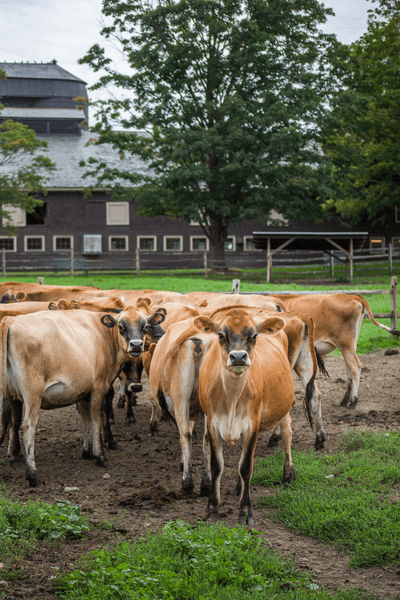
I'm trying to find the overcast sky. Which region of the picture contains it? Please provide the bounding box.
[1,0,371,107]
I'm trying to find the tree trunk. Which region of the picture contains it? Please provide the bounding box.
[208,220,228,271]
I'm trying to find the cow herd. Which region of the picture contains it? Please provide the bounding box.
[0,281,398,525]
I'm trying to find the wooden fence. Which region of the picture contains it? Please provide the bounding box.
[2,245,400,281]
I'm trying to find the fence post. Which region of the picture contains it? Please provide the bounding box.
[390,276,397,330]
[266,238,272,283]
[232,279,240,294]
[330,254,334,278]
[38,277,44,285]
[204,250,208,279]
[136,248,140,278]
[389,244,393,274]
[2,248,5,278]
[70,247,74,277]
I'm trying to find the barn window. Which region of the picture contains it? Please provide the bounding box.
[137,236,157,251]
[27,204,47,225]
[24,236,45,251]
[395,208,400,224]
[224,236,236,251]
[243,236,261,251]
[0,237,16,251]
[190,236,209,251]
[109,236,128,251]
[2,205,26,228]
[370,237,385,252]
[54,236,73,251]
[164,236,183,251]
[106,202,130,226]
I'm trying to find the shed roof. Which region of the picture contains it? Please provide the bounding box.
[0,61,86,84]
[1,107,85,120]
[252,231,369,252]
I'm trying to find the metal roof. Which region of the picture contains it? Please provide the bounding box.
[0,107,85,120]
[0,61,86,84]
[252,231,369,252]
[0,130,151,188]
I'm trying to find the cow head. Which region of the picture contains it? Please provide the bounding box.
[0,291,27,304]
[194,309,285,377]
[100,305,166,357]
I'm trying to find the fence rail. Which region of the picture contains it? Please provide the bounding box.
[2,244,400,281]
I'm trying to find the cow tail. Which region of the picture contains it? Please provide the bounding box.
[156,325,204,397]
[157,391,177,427]
[356,294,400,337]
[316,349,329,378]
[304,379,314,430]
[0,398,11,447]
[0,316,11,405]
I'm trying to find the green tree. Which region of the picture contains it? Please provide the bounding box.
[322,0,400,225]
[0,99,56,234]
[80,0,346,266]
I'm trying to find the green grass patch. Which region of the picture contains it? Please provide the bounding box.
[55,520,369,600]
[0,485,89,578]
[253,430,400,568]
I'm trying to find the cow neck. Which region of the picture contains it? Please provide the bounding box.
[218,345,249,405]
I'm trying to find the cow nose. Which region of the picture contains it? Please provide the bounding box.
[229,351,248,366]
[128,339,144,354]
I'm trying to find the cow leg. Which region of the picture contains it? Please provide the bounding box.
[149,397,159,436]
[237,428,258,526]
[280,413,295,484]
[125,390,138,428]
[77,397,93,459]
[339,347,362,410]
[200,417,212,496]
[294,364,325,450]
[90,392,108,467]
[116,378,126,408]
[8,399,24,465]
[102,388,121,451]
[267,425,282,448]
[20,397,42,487]
[206,425,224,521]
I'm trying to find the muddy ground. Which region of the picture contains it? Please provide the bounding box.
[1,350,400,599]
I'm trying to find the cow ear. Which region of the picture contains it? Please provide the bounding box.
[101,314,117,328]
[149,342,157,357]
[137,298,152,312]
[48,301,58,310]
[257,317,285,335]
[15,292,27,302]
[57,299,74,310]
[193,316,217,334]
[148,309,166,325]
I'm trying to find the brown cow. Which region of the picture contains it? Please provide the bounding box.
[268,293,400,410]
[0,282,100,304]
[149,308,304,506]
[196,309,294,524]
[0,305,166,487]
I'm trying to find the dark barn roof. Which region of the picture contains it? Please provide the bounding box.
[0,61,86,83]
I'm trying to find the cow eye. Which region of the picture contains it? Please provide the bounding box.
[218,332,227,341]
[118,324,125,333]
[249,333,258,342]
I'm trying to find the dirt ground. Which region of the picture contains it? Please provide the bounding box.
[1,350,400,600]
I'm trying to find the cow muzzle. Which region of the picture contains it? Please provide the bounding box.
[128,339,144,356]
[227,351,250,373]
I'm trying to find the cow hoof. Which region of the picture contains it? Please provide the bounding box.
[239,513,254,526]
[267,433,281,448]
[127,420,138,428]
[314,434,326,451]
[282,468,295,485]
[82,450,92,460]
[347,400,358,411]
[182,479,194,494]
[200,477,211,497]
[210,511,219,522]
[26,474,42,488]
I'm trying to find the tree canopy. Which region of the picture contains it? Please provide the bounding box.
[322,0,400,225]
[0,112,56,234]
[80,0,347,263]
